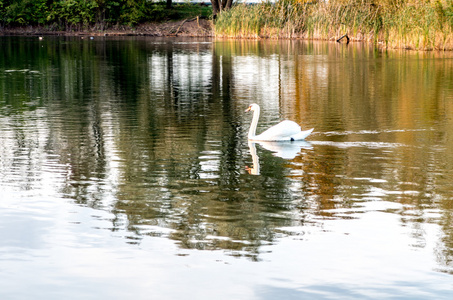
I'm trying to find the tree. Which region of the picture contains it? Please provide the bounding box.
[211,0,234,19]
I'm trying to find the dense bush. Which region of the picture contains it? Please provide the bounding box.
[0,0,182,27]
[0,0,50,24]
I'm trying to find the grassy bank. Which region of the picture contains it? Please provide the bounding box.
[215,0,453,50]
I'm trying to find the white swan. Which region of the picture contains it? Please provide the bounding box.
[245,103,314,141]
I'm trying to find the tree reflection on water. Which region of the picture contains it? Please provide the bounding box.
[1,37,453,267]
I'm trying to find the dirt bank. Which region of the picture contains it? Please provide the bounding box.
[0,18,214,37]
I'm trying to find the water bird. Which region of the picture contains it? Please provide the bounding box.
[245,103,314,141]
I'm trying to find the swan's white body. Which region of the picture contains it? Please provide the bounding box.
[245,103,314,141]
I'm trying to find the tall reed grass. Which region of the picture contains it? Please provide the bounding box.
[214,0,453,50]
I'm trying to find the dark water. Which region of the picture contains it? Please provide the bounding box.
[1,36,453,299]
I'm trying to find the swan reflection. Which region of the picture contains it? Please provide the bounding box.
[246,140,312,175]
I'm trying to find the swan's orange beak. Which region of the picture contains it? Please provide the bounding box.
[245,105,252,112]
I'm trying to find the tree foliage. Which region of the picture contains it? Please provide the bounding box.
[0,0,178,27]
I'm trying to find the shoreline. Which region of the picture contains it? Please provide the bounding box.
[2,19,451,52]
[0,19,214,38]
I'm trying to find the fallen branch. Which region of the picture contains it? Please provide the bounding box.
[337,34,350,44]
[171,17,201,36]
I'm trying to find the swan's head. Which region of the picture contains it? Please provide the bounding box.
[245,103,259,113]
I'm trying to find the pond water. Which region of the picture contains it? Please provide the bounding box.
[1,36,453,299]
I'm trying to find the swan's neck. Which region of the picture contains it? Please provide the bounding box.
[248,107,260,139]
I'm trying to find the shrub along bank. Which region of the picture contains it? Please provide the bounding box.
[0,0,211,29]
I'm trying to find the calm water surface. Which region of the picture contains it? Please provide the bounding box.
[1,36,453,299]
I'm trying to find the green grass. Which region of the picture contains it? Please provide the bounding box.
[169,3,212,21]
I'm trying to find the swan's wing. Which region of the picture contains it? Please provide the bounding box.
[289,128,314,141]
[256,120,301,141]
